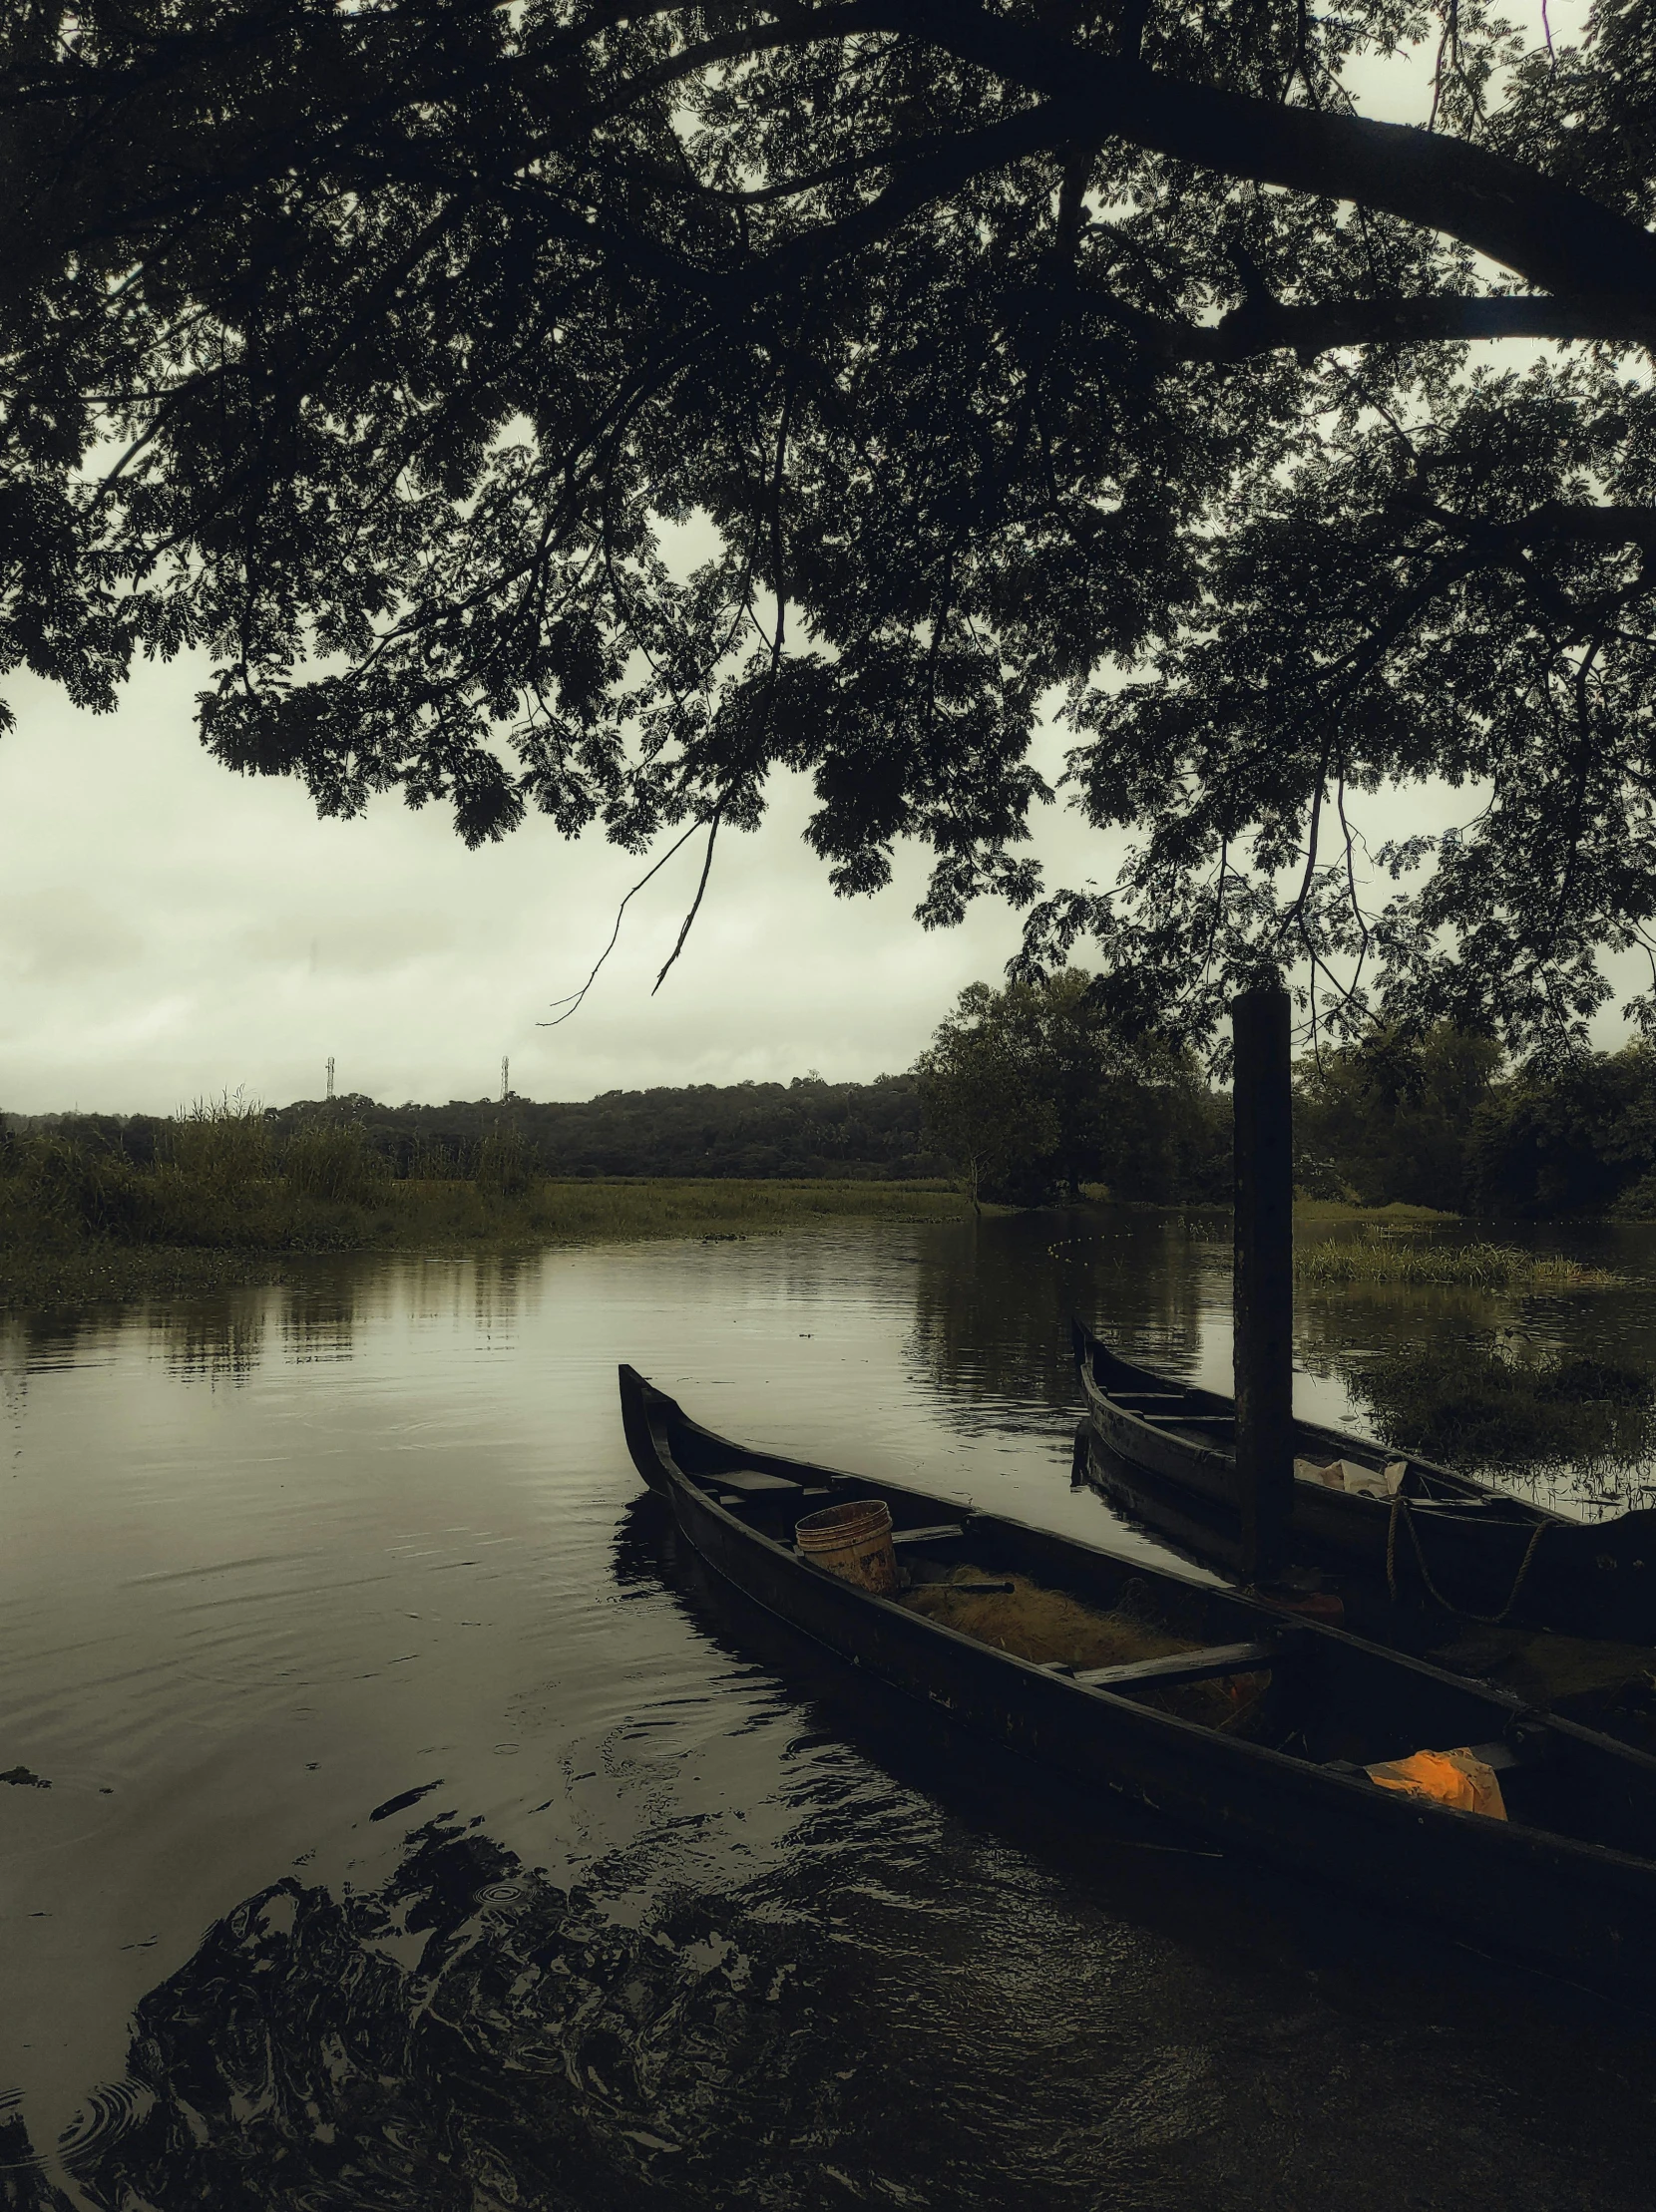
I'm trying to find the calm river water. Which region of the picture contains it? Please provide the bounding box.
[4,1207,1656,2211]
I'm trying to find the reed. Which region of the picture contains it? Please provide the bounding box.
[1295,1233,1619,1290]
[0,1138,973,1308]
[282,1120,386,1205]
[165,1091,272,1192]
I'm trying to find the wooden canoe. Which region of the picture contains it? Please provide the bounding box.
[1072,1317,1656,1644]
[621,1361,1656,2001]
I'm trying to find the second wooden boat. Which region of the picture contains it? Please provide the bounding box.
[1072,1317,1656,1644]
[621,1362,1656,2002]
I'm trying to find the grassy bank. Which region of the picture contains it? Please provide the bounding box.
[1291,1199,1459,1226]
[1296,1232,1619,1291]
[0,1176,970,1309]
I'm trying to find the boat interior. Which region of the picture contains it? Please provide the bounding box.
[653,1416,1656,1859]
[1078,1334,1536,1515]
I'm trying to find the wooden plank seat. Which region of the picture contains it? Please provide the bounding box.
[1042,1640,1276,1690]
[709,1468,807,1494]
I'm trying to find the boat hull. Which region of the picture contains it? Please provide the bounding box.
[620,1364,1656,2002]
[1072,1320,1656,1642]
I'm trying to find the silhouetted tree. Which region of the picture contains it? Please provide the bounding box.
[1473,1041,1656,1216]
[917,987,1060,1206]
[1294,1027,1503,1211]
[919,969,1227,1202]
[1292,1028,1656,1216]
[3,4,1654,1044]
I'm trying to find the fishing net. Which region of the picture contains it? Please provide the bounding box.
[899,1565,1268,1729]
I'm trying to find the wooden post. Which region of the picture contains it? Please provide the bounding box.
[1232,985,1294,1584]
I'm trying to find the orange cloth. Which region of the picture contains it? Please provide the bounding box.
[1364,1747,1507,1820]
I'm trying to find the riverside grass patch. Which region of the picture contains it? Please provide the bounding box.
[1295,1231,1620,1292]
[0,1150,974,1310]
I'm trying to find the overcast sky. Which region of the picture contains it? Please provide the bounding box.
[2,652,1123,1114]
[2,6,1614,1118]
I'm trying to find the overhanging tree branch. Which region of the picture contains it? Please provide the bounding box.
[896,1,1656,311]
[4,2,1655,1054]
[15,4,1656,331]
[1057,284,1656,363]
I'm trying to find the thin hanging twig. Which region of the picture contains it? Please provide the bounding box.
[538,816,707,1027]
[651,809,722,994]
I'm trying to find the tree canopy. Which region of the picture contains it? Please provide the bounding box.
[917,967,1227,1202]
[3,2,1654,1047]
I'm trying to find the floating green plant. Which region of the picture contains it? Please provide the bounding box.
[1349,1342,1656,1471]
[1296,1234,1619,1291]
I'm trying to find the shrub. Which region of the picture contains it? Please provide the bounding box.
[407,1140,471,1181]
[1611,1171,1656,1221]
[475,1127,532,1199]
[282,1120,385,1204]
[5,1135,153,1239]
[166,1093,272,1195]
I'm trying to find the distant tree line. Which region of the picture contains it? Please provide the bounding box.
[1295,1028,1656,1219]
[914,973,1656,1217]
[9,998,1656,1219]
[4,1075,941,1188]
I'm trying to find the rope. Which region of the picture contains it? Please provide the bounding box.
[1386,1490,1550,1627]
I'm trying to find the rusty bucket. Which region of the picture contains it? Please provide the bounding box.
[795,1498,898,1595]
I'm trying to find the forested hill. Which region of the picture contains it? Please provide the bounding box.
[11,1075,938,1184]
[12,1030,1656,1217]
[365,1075,937,1180]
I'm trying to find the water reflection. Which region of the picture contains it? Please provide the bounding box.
[1294,1284,1656,1514]
[157,1303,266,1385]
[7,1208,1655,1505]
[278,1285,361,1368]
[15,1824,839,2211]
[6,1214,1656,2211]
[913,1208,1656,1513]
[0,1253,546,1394]
[6,1492,1656,2212]
[908,1210,1223,1427]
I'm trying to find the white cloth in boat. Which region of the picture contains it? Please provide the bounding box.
[1294,1455,1409,1500]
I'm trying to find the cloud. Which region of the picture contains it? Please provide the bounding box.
[0,565,1640,1116]
[0,893,145,980]
[236,911,457,976]
[0,654,1075,1113]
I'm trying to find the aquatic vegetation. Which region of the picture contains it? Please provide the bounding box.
[1296,1233,1619,1291]
[473,1125,533,1199]
[1348,1343,1656,1472]
[1291,1200,1458,1226]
